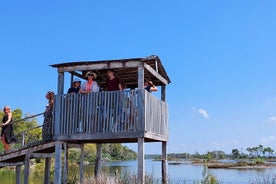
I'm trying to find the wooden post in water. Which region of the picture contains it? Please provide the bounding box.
[162,141,167,184]
[161,85,167,184]
[138,138,145,184]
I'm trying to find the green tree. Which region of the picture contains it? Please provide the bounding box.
[263,147,274,157]
[231,149,240,159]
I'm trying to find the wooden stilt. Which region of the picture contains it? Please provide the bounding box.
[162,141,167,184]
[16,165,21,184]
[63,142,68,184]
[24,152,30,184]
[138,138,145,184]
[44,157,51,184]
[80,143,84,184]
[54,141,62,184]
[94,143,102,178]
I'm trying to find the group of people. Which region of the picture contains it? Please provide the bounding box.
[0,69,157,151]
[67,69,157,94]
[67,69,123,94]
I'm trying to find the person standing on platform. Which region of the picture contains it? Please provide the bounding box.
[1,106,17,150]
[80,71,99,93]
[67,78,81,94]
[105,69,122,91]
[42,91,55,141]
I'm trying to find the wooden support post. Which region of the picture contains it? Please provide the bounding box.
[162,141,168,184]
[161,85,166,102]
[44,157,51,184]
[80,143,85,184]
[138,138,145,184]
[54,141,63,184]
[138,63,144,89]
[94,143,102,178]
[16,165,21,184]
[63,143,68,184]
[24,152,30,184]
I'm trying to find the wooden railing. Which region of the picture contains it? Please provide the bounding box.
[53,89,168,138]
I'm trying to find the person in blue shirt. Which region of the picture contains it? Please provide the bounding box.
[67,78,81,94]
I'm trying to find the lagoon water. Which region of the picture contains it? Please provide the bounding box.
[102,160,276,184]
[2,160,276,183]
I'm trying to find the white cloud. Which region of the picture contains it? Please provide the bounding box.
[198,108,210,119]
[268,116,276,123]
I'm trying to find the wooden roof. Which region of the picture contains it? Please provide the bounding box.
[50,55,171,89]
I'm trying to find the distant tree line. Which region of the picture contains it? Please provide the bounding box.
[146,145,275,161]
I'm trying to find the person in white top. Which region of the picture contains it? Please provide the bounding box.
[80,71,99,93]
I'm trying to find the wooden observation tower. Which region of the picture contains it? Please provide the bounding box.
[0,55,171,184]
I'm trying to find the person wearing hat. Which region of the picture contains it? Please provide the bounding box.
[67,78,82,94]
[80,71,99,93]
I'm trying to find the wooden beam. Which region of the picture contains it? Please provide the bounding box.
[30,153,53,158]
[57,61,142,72]
[144,63,168,85]
[0,162,23,167]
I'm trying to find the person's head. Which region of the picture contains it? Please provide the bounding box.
[73,78,81,87]
[46,91,55,101]
[107,69,115,79]
[3,106,11,114]
[86,71,97,81]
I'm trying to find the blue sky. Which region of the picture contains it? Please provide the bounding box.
[1,1,276,154]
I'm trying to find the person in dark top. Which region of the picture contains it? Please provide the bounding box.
[1,106,17,150]
[42,91,55,141]
[67,78,81,94]
[144,79,158,92]
[105,69,122,91]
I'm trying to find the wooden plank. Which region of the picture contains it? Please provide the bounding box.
[138,138,145,184]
